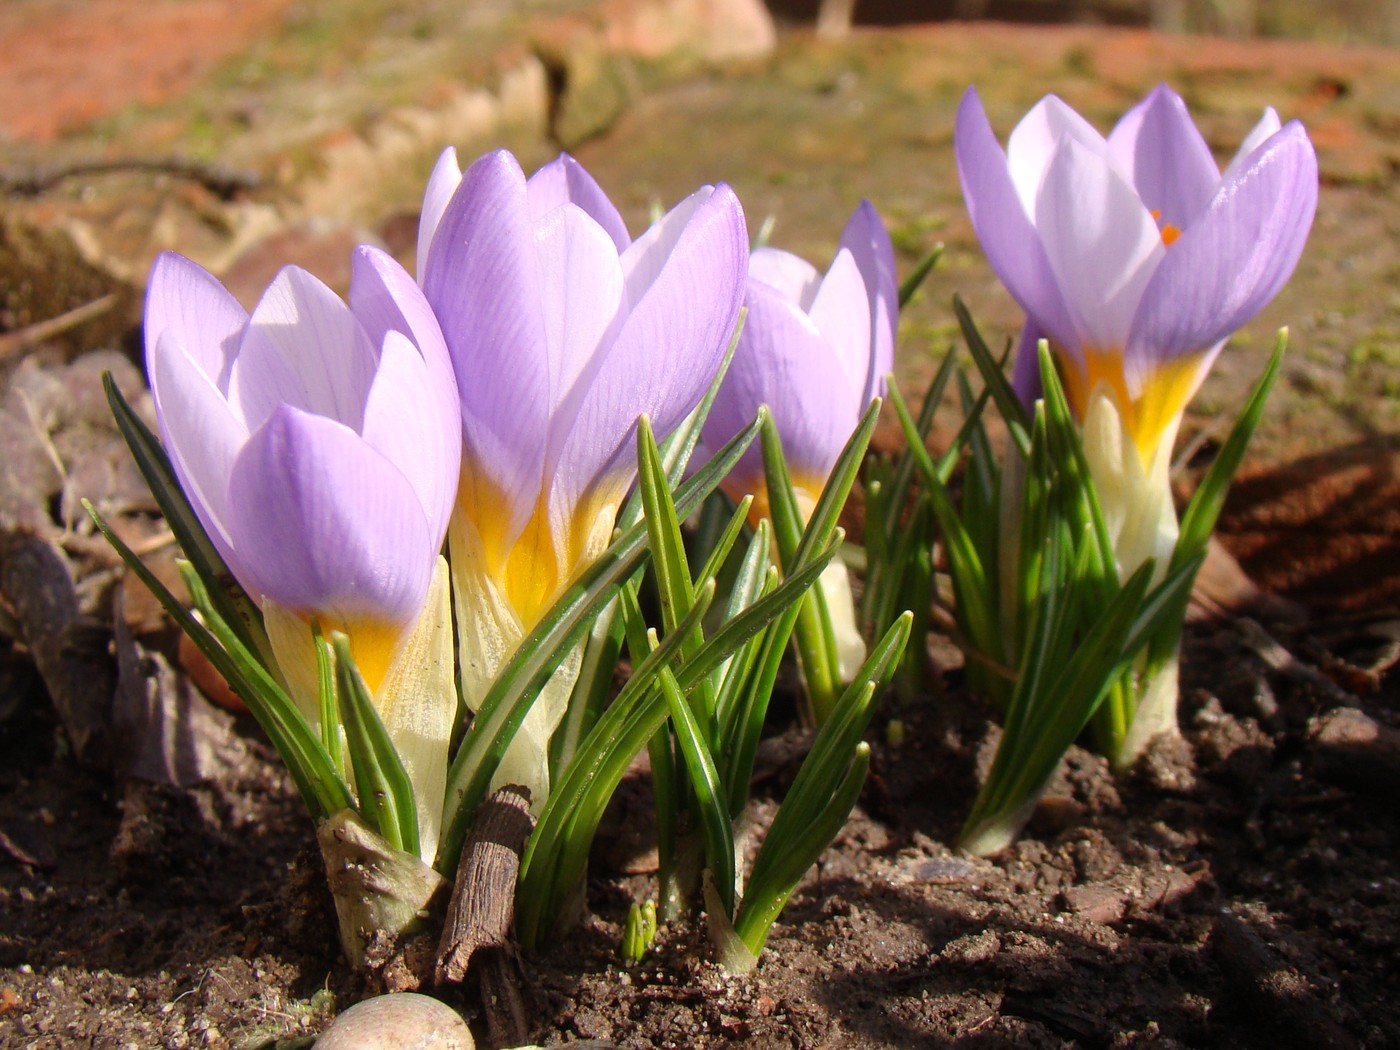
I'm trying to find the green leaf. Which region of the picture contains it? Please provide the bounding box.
[332,634,420,857]
[898,243,944,308]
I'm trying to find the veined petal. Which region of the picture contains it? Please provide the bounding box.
[360,330,460,545]
[707,279,860,489]
[807,247,874,397]
[748,246,821,309]
[423,148,552,550]
[1005,93,1107,217]
[527,153,630,253]
[148,329,250,579]
[1108,83,1219,231]
[417,146,462,282]
[954,88,1077,353]
[225,405,433,629]
[144,251,247,394]
[835,199,898,402]
[1035,135,1165,357]
[229,265,379,433]
[1127,121,1317,388]
[347,246,461,539]
[556,183,747,515]
[1009,320,1048,408]
[534,203,626,429]
[1222,106,1282,184]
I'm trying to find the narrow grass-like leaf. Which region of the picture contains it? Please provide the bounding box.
[898,244,943,308]
[333,635,419,857]
[657,657,735,914]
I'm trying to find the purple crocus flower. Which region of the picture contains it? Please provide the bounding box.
[703,201,897,517]
[700,203,898,683]
[956,83,1316,572]
[418,147,748,800]
[144,247,461,857]
[956,84,1317,761]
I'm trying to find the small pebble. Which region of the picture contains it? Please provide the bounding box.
[314,993,474,1050]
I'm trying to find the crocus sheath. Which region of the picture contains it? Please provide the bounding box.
[419,147,748,804]
[956,83,1317,578]
[144,246,462,859]
[702,201,898,679]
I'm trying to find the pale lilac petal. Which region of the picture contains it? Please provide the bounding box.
[1035,136,1165,354]
[527,153,630,253]
[144,251,247,393]
[1005,93,1107,216]
[807,247,872,396]
[534,203,625,447]
[423,149,551,543]
[621,185,715,307]
[834,199,898,401]
[226,405,432,627]
[1107,84,1219,230]
[360,331,460,546]
[555,183,747,513]
[417,147,462,282]
[347,243,461,526]
[1127,121,1317,385]
[1222,106,1282,184]
[706,279,859,487]
[228,266,379,432]
[148,329,250,580]
[954,88,1078,354]
[748,246,821,309]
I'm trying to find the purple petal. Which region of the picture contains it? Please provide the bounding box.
[417,147,462,281]
[144,251,247,394]
[554,183,748,515]
[834,199,898,402]
[705,279,860,490]
[1107,84,1220,231]
[534,203,626,445]
[527,153,630,253]
[360,331,460,547]
[1127,121,1317,387]
[807,246,873,397]
[1005,93,1107,216]
[148,329,250,582]
[423,149,552,546]
[748,247,821,308]
[1035,135,1164,356]
[1222,107,1282,184]
[225,405,433,628]
[228,265,379,433]
[954,87,1077,354]
[347,244,461,537]
[1010,320,1048,409]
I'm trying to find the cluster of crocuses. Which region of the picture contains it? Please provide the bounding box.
[107,80,1316,967]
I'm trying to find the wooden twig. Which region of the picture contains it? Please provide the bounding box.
[0,294,119,361]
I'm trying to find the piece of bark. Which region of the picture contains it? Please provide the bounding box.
[0,529,115,764]
[1310,707,1400,797]
[435,785,534,986]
